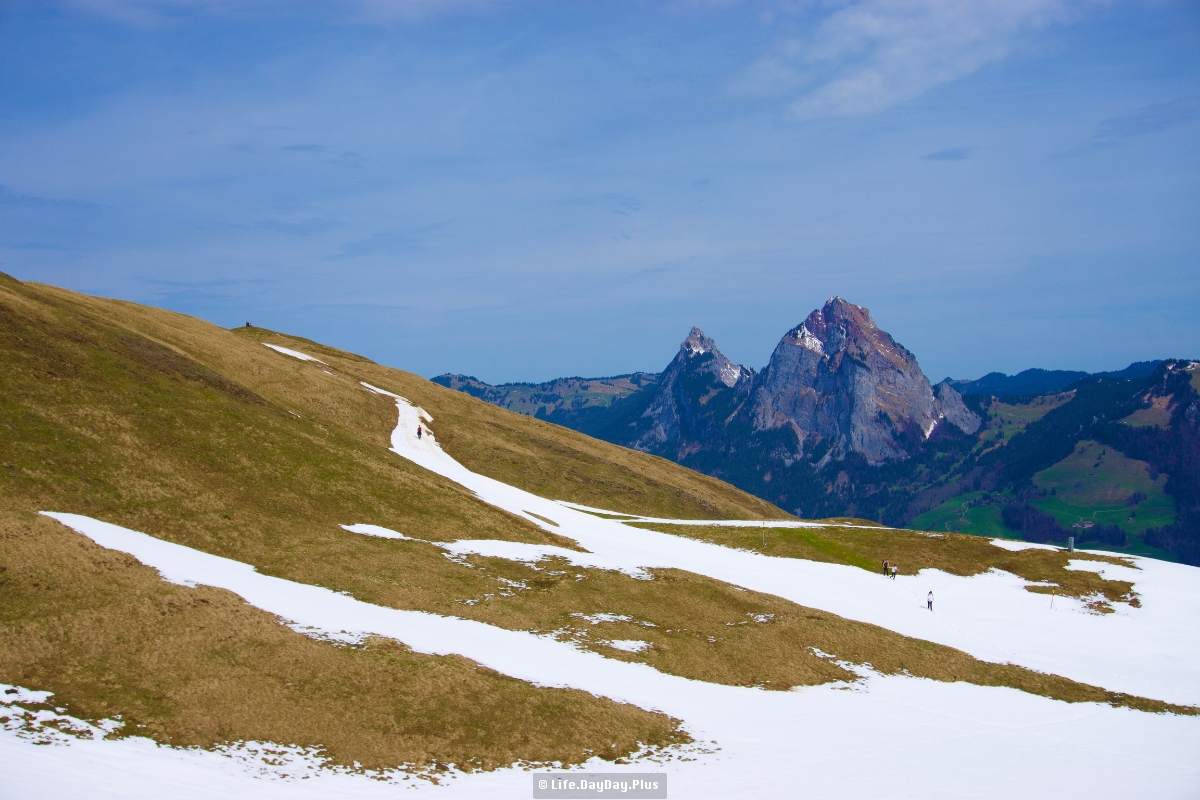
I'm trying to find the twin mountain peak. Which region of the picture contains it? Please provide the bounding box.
[437,297,980,468]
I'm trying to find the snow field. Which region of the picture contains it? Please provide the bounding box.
[26,512,1200,799]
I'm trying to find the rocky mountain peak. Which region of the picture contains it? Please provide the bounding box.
[629,326,752,455]
[682,326,713,356]
[749,298,977,464]
[806,296,871,335]
[785,297,914,374]
[678,326,746,389]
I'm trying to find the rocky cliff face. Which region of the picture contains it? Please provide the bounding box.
[746,298,977,464]
[935,380,982,437]
[633,326,752,455]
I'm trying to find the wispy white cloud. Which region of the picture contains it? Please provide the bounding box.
[735,0,1108,119]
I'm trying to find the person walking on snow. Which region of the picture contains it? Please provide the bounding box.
[890,564,898,580]
[883,559,890,576]
[417,425,423,440]
[927,591,934,611]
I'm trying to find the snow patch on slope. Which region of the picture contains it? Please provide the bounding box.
[341,522,649,578]
[990,538,1062,552]
[261,343,326,364]
[793,323,825,355]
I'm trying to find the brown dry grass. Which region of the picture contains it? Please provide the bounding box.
[629,522,1138,609]
[0,275,698,768]
[0,511,687,771]
[20,273,782,521]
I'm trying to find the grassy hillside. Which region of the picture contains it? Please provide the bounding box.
[911,493,1011,537]
[914,435,1179,558]
[1031,440,1175,532]
[1119,396,1173,428]
[2,275,1191,776]
[974,393,1074,453]
[0,273,693,769]
[2,513,682,772]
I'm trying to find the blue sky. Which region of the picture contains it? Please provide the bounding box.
[2,1,1197,383]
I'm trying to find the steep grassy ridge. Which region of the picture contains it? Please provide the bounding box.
[974,393,1074,453]
[22,280,783,522]
[229,330,786,521]
[1120,396,1173,428]
[0,275,690,767]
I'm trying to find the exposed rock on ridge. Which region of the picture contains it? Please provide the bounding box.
[935,380,982,437]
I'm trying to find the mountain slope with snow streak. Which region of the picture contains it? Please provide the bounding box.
[363,380,1200,708]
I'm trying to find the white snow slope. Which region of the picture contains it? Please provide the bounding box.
[5,372,1199,799]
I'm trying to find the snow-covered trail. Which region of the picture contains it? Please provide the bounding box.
[365,383,1200,707]
[24,512,1200,800]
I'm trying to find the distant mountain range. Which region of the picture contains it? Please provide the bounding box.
[946,362,1162,398]
[435,299,1200,564]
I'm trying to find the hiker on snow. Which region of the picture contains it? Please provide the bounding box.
[883,559,890,576]
[927,591,934,611]
[417,425,423,440]
[890,564,898,580]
